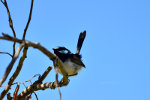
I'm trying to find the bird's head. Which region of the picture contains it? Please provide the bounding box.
[53,47,71,54]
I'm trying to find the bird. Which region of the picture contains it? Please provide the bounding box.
[53,31,86,76]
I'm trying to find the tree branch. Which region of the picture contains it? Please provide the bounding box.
[22,0,34,40]
[17,78,69,99]
[0,52,13,57]
[13,83,20,100]
[0,43,24,87]
[0,33,55,60]
[56,73,61,100]
[0,44,27,99]
[33,66,52,84]
[0,33,67,75]
[0,34,69,98]
[1,0,17,56]
[17,66,53,99]
[0,33,70,77]
[0,33,69,78]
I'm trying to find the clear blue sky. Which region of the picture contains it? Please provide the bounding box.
[0,0,150,100]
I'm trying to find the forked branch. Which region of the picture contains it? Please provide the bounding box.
[0,43,27,99]
[0,43,25,87]
[0,34,69,99]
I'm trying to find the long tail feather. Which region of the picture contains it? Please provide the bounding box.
[76,30,86,54]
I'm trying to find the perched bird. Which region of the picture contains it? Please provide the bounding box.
[53,31,86,76]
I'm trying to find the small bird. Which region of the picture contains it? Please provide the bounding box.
[53,31,86,76]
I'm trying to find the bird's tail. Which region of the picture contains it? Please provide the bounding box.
[76,30,86,54]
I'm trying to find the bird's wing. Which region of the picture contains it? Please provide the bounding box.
[71,55,85,67]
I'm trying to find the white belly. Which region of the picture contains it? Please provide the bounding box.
[55,59,83,76]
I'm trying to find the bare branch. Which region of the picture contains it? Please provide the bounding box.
[0,52,13,57]
[22,0,34,40]
[0,0,4,5]
[0,33,70,77]
[18,78,69,99]
[13,84,20,100]
[34,66,52,84]
[1,0,17,56]
[56,73,61,100]
[17,66,52,99]
[3,0,16,37]
[28,81,39,100]
[0,43,24,87]
[1,33,23,43]
[0,33,55,60]
[0,44,27,99]
[0,34,69,98]
[0,33,69,78]
[33,92,38,100]
[53,60,62,100]
[7,93,12,100]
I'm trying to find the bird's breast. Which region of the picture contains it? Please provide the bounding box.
[56,59,83,76]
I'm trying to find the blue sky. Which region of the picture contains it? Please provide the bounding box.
[0,0,150,100]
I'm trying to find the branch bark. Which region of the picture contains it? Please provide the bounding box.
[0,52,13,57]
[33,66,52,84]
[0,43,24,87]
[0,44,27,99]
[22,0,34,40]
[17,66,53,99]
[17,78,69,99]
[1,0,17,56]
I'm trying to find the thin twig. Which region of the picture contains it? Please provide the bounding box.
[56,73,61,100]
[22,0,34,40]
[33,91,38,100]
[29,80,38,100]
[0,43,25,87]
[7,93,11,100]
[53,60,62,100]
[0,44,27,99]
[0,0,4,5]
[2,0,16,56]
[3,0,16,37]
[13,66,52,85]
[0,52,13,57]
[13,83,20,100]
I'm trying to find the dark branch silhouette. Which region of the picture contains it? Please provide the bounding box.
[0,52,13,57]
[1,0,16,56]
[22,0,34,40]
